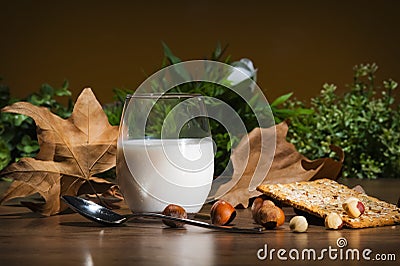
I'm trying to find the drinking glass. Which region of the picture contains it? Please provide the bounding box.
[117,93,214,213]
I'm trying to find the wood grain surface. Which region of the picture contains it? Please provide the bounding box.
[0,179,399,265]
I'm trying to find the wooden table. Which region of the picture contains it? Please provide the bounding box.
[0,178,399,266]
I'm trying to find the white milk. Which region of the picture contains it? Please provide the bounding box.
[117,138,214,213]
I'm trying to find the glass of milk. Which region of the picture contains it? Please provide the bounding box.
[117,93,214,213]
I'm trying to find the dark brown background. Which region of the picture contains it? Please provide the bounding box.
[1,0,399,104]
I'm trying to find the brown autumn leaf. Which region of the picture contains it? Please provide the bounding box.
[0,88,119,215]
[82,185,124,209]
[216,121,344,208]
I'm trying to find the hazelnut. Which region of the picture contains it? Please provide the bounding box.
[289,216,308,233]
[342,197,365,218]
[251,198,275,221]
[262,200,276,208]
[324,212,344,230]
[251,197,265,220]
[210,200,236,226]
[162,204,187,228]
[255,205,285,229]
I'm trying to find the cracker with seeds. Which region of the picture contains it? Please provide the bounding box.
[257,178,400,228]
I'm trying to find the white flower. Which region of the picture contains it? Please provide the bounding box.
[228,58,257,86]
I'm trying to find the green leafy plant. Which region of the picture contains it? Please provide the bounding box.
[286,63,400,179]
[0,80,73,171]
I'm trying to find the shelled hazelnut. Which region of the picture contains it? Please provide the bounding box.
[210,200,237,226]
[289,216,308,233]
[162,204,187,228]
[324,212,344,230]
[342,197,365,218]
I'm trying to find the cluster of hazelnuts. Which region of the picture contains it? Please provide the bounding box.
[251,197,309,232]
[160,197,306,232]
[325,197,365,229]
[161,196,366,232]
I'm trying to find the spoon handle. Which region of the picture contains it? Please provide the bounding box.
[128,213,263,234]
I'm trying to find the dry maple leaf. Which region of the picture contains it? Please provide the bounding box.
[214,121,344,208]
[0,88,119,215]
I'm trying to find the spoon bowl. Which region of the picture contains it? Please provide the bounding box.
[61,195,262,234]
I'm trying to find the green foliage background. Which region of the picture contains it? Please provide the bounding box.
[285,64,400,179]
[1,47,399,179]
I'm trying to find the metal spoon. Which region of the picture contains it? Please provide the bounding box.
[61,195,262,234]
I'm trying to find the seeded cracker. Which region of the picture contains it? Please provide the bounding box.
[257,179,400,228]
